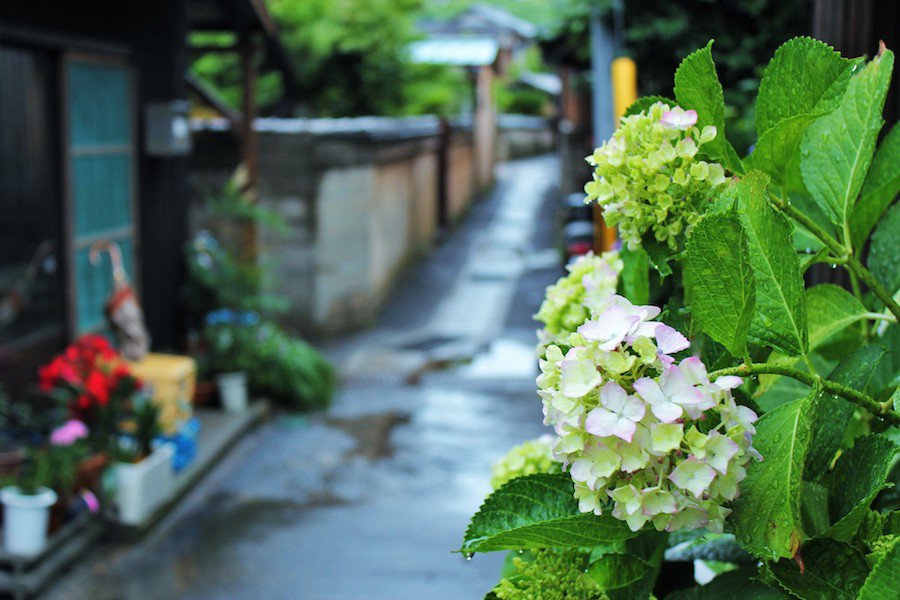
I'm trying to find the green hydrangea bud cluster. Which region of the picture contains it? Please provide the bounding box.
[537,294,759,534]
[535,251,622,347]
[584,103,728,251]
[490,435,560,490]
[493,549,604,600]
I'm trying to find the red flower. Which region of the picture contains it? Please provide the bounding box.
[85,371,110,406]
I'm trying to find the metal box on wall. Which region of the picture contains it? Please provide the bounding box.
[144,100,191,156]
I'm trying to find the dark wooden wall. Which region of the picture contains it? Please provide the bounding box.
[0,0,191,352]
[814,0,900,126]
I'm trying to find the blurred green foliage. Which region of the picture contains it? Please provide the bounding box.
[191,0,470,117]
[421,0,563,25]
[551,0,813,153]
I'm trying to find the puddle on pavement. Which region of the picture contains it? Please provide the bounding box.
[325,411,410,459]
[457,338,537,379]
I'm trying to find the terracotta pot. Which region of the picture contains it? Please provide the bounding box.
[193,380,216,407]
[75,453,109,491]
[0,447,25,479]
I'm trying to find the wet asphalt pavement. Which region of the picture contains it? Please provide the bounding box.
[44,154,564,600]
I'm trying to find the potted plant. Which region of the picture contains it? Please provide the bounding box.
[38,334,143,456]
[106,399,175,526]
[204,311,254,413]
[37,335,175,526]
[1,420,88,556]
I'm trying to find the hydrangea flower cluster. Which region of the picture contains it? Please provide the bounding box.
[536,294,759,534]
[584,103,728,251]
[535,251,623,347]
[490,435,559,490]
[493,549,602,600]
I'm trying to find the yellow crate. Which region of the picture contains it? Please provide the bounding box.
[126,354,197,434]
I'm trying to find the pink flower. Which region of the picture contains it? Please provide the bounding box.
[634,365,703,423]
[585,382,646,442]
[660,107,698,130]
[655,324,690,366]
[50,419,89,446]
[81,490,100,514]
[579,296,661,350]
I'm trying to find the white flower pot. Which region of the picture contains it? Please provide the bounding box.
[217,371,249,413]
[111,443,175,526]
[1,486,57,556]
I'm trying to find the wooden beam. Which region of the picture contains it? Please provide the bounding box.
[190,44,241,54]
[240,35,258,192]
[185,72,244,131]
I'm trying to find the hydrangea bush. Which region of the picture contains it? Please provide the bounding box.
[462,38,899,599]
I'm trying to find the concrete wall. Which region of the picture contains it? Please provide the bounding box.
[190,116,479,335]
[496,114,556,161]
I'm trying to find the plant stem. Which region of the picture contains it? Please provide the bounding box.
[770,197,900,322]
[709,362,900,426]
[865,312,897,324]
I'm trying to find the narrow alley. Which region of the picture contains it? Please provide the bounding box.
[45,155,564,600]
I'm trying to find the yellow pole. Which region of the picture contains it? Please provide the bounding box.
[596,56,638,252]
[611,56,638,124]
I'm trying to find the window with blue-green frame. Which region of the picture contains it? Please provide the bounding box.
[66,58,136,333]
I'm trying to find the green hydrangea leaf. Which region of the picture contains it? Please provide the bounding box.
[751,38,856,185]
[805,284,868,349]
[823,434,899,542]
[684,209,755,357]
[664,533,753,564]
[734,171,808,355]
[800,480,832,537]
[664,566,789,599]
[641,235,675,278]
[460,473,636,554]
[619,247,650,305]
[859,536,900,600]
[755,37,855,134]
[730,392,815,560]
[800,49,894,227]
[587,553,654,600]
[624,95,675,118]
[674,40,741,172]
[767,538,869,600]
[850,122,900,247]
[804,345,888,485]
[867,201,900,295]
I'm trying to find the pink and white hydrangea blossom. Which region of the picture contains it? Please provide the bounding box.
[655,324,690,366]
[585,382,645,442]
[660,106,698,130]
[633,366,704,423]
[536,280,759,534]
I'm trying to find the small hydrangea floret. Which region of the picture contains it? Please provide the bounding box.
[534,251,623,347]
[584,102,728,252]
[490,435,559,490]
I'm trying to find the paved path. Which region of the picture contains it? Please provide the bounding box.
[45,155,563,600]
